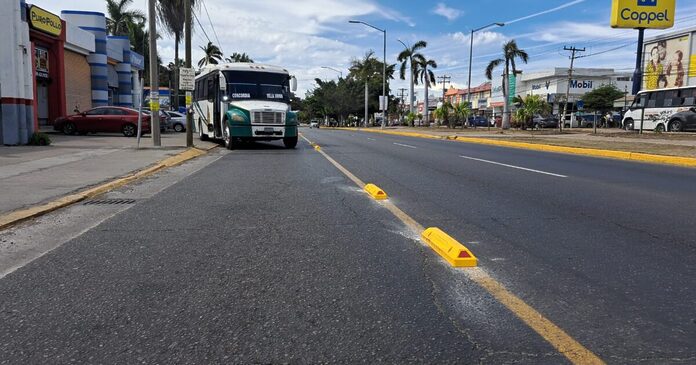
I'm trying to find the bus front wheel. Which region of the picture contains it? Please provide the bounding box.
[283,136,298,149]
[223,125,236,150]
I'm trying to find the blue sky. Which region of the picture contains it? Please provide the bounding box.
[40,0,696,97]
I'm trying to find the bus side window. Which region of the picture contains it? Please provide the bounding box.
[664,90,678,107]
[653,91,665,108]
[682,88,696,106]
[635,94,647,108]
[646,91,659,108]
[207,77,215,101]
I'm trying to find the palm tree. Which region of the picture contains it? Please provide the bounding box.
[397,40,428,114]
[416,57,437,125]
[452,102,471,128]
[106,0,145,36]
[225,52,254,63]
[514,94,549,129]
[349,51,395,126]
[156,0,197,109]
[485,40,529,129]
[198,41,223,67]
[435,100,454,128]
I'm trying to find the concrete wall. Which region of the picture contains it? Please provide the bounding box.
[0,0,35,145]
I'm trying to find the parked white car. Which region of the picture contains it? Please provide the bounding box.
[165,111,187,132]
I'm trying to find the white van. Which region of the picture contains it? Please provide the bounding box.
[622,86,696,132]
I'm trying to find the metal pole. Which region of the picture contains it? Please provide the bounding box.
[364,81,368,128]
[185,0,193,147]
[593,110,597,134]
[424,66,429,127]
[639,104,645,134]
[137,77,144,147]
[467,29,474,105]
[382,29,386,129]
[632,28,645,96]
[148,0,160,146]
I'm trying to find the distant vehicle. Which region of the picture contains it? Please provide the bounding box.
[142,109,171,133]
[467,116,491,127]
[309,120,320,129]
[622,86,696,131]
[532,116,559,129]
[664,107,696,131]
[54,106,151,137]
[165,111,187,132]
[193,62,299,149]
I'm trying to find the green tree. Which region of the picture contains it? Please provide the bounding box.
[156,0,198,109]
[397,40,428,114]
[485,40,529,129]
[513,94,550,129]
[225,52,254,63]
[452,102,471,128]
[434,100,454,128]
[198,41,223,67]
[582,84,624,113]
[106,0,145,36]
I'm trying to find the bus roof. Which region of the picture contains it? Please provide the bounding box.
[197,63,289,78]
[638,85,696,95]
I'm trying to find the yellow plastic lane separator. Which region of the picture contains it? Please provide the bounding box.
[298,133,605,365]
[421,227,477,267]
[364,183,388,200]
[0,147,211,231]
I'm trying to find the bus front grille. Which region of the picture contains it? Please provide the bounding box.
[252,111,285,124]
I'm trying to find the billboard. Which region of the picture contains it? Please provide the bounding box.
[611,0,676,29]
[643,35,691,90]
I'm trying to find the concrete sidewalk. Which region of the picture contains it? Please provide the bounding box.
[0,132,217,215]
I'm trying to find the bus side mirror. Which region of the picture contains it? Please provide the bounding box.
[290,76,297,92]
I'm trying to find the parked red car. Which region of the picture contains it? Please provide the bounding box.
[53,106,151,137]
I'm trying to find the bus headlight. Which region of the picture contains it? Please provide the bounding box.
[231,114,246,123]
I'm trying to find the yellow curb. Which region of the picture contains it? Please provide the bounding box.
[364,183,388,200]
[0,147,213,231]
[328,127,696,168]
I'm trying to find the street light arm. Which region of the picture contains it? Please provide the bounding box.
[473,22,505,33]
[349,20,385,33]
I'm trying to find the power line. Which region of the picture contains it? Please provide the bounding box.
[200,0,223,54]
[192,10,212,44]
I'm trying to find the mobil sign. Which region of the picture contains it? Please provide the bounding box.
[611,0,676,29]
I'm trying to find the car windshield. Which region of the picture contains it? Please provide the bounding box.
[224,70,290,102]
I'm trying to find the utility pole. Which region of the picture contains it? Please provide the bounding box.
[148,0,160,146]
[438,75,451,101]
[560,46,584,132]
[184,0,193,147]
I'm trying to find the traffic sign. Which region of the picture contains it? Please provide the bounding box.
[577,100,584,111]
[179,68,195,91]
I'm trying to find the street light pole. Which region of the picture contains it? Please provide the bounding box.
[467,22,504,106]
[397,39,414,117]
[321,66,342,79]
[350,20,387,129]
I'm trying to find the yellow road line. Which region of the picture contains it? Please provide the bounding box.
[300,134,604,365]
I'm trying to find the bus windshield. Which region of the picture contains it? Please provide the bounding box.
[224,71,290,102]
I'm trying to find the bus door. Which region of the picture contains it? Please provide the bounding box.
[209,71,222,138]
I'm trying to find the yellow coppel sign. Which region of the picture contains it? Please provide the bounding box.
[28,6,63,37]
[611,0,675,29]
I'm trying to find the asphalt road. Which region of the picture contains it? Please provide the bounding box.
[0,140,568,363]
[301,128,696,363]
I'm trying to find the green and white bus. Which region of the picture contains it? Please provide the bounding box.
[193,63,298,149]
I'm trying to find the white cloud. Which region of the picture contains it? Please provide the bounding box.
[432,3,461,21]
